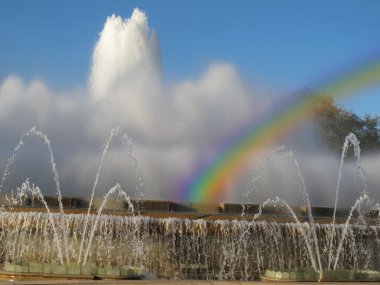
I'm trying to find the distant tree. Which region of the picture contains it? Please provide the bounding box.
[313,95,380,155]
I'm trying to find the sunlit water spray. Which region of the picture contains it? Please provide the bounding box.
[333,193,371,270]
[243,146,322,270]
[242,140,375,274]
[0,129,379,280]
[327,132,368,269]
[7,179,64,265]
[0,126,143,267]
[0,126,70,264]
[82,183,134,265]
[77,125,143,265]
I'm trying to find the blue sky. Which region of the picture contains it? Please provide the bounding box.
[1,0,380,116]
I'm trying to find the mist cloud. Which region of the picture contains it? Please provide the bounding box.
[0,8,379,207]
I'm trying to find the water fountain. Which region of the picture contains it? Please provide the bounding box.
[0,126,143,280]
[0,128,379,281]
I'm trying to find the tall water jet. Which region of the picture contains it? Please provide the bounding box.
[0,126,70,264]
[259,197,320,272]
[82,183,134,265]
[327,132,367,269]
[333,193,371,270]
[90,8,161,100]
[243,146,322,271]
[77,125,142,265]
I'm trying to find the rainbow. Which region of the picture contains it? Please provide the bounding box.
[175,55,380,202]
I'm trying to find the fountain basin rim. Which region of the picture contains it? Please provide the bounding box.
[2,206,375,224]
[263,269,380,282]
